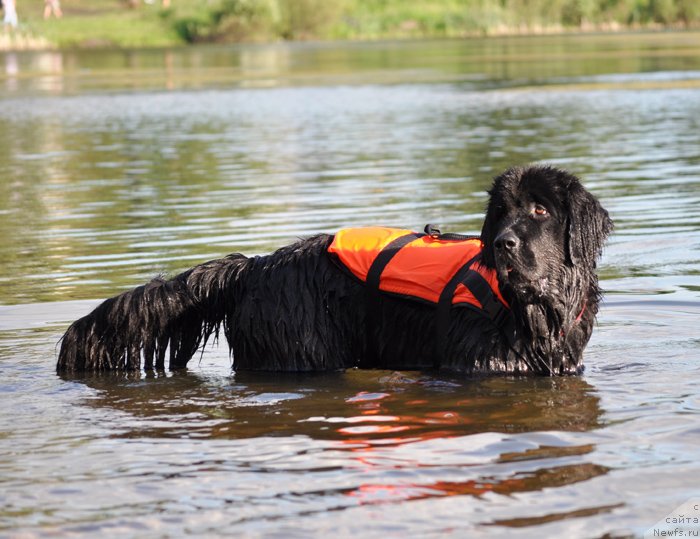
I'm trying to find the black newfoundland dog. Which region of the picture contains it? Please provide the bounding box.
[57,165,612,376]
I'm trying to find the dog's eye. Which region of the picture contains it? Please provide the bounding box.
[533,204,548,216]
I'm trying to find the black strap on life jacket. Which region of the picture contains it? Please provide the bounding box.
[361,225,515,369]
[433,260,516,369]
[366,232,426,290]
[426,225,516,363]
[433,254,480,369]
[363,231,426,367]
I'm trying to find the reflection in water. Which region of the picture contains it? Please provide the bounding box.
[62,369,607,508]
[1,82,698,304]
[3,33,700,96]
[346,462,611,505]
[4,52,18,93]
[34,51,64,93]
[486,501,624,529]
[72,370,603,441]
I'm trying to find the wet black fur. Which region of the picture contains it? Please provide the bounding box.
[57,165,612,376]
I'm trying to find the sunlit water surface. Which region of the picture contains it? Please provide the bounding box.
[1,33,699,538]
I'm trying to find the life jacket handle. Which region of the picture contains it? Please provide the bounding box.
[423,224,480,242]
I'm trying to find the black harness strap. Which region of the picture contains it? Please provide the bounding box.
[434,261,516,370]
[366,232,425,290]
[434,254,480,369]
[363,232,424,367]
[462,269,516,342]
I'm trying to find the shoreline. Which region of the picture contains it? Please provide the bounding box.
[2,21,698,53]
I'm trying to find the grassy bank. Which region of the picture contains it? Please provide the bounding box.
[4,0,700,50]
[5,1,180,49]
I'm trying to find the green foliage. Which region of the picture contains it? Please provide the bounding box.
[164,0,344,43]
[169,8,217,43]
[561,0,600,26]
[276,0,346,39]
[677,0,700,23]
[326,0,700,38]
[12,0,700,49]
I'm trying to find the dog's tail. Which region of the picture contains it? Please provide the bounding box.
[56,254,249,373]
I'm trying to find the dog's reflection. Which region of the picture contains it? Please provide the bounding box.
[67,368,603,442]
[66,369,608,501]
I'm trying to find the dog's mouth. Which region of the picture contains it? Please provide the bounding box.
[495,257,536,292]
[495,256,518,281]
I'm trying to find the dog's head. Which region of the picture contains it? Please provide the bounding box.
[480,165,613,300]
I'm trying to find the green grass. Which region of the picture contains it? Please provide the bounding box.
[29,14,178,49]
[329,0,507,39]
[19,0,179,49]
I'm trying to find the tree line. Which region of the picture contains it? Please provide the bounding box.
[162,0,700,43]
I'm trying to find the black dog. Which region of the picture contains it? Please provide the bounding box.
[57,165,612,376]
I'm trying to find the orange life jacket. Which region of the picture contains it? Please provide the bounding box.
[328,226,508,311]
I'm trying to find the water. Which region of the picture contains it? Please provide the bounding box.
[1,32,699,538]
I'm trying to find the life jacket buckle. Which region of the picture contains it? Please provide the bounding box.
[424,224,442,238]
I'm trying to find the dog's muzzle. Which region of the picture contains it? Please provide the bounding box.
[494,229,521,278]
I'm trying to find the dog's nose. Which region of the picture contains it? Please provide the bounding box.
[494,230,520,252]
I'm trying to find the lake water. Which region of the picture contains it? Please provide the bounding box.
[1,32,699,538]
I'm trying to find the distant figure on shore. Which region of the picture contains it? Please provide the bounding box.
[44,0,62,19]
[3,0,18,28]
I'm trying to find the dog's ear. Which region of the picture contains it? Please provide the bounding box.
[567,180,613,267]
